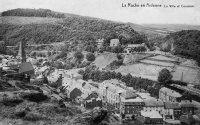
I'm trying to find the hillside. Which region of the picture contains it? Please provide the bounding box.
[0,16,63,25]
[1,8,65,18]
[143,24,200,32]
[0,9,148,46]
[129,23,170,39]
[161,30,200,66]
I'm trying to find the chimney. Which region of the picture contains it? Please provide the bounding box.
[18,40,26,63]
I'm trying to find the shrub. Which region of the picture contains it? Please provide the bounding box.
[2,98,24,107]
[23,112,45,121]
[86,53,96,62]
[21,92,48,103]
[74,51,84,61]
[53,61,64,69]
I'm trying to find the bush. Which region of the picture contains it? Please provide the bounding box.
[78,61,91,68]
[53,61,64,69]
[21,92,48,103]
[23,112,46,121]
[2,98,24,107]
[74,51,84,61]
[86,53,96,62]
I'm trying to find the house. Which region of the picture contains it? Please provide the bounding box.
[96,39,104,49]
[99,79,137,111]
[81,82,99,98]
[18,62,35,76]
[124,43,148,53]
[143,97,164,117]
[159,87,182,103]
[123,97,145,118]
[110,39,120,47]
[164,102,181,121]
[180,100,196,115]
[84,92,102,109]
[137,110,163,125]
[85,98,102,109]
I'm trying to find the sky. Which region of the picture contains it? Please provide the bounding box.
[0,0,200,25]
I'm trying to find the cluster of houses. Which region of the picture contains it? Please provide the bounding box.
[54,70,199,125]
[96,38,149,53]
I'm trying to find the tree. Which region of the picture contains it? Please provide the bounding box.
[158,68,172,85]
[112,45,124,53]
[74,51,84,62]
[0,41,6,54]
[86,53,96,62]
[116,72,122,80]
[85,45,96,52]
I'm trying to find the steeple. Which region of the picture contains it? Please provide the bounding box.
[18,40,26,63]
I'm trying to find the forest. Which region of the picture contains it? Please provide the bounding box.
[168,30,200,66]
[1,8,65,18]
[0,13,147,46]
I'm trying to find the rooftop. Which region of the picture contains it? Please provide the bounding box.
[103,79,137,99]
[123,97,144,103]
[136,92,151,99]
[164,102,180,109]
[143,97,164,107]
[127,43,145,48]
[141,110,163,119]
[160,87,182,97]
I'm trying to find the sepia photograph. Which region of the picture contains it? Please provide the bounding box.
[0,0,200,125]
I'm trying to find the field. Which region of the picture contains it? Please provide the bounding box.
[93,52,118,69]
[116,63,172,81]
[139,59,175,67]
[148,55,177,62]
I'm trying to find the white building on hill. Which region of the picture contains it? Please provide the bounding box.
[110,39,120,47]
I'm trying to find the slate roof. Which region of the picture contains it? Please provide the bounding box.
[18,62,34,75]
[160,87,182,97]
[141,110,163,119]
[144,97,164,107]
[164,102,180,109]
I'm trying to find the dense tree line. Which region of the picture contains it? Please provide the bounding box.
[130,46,147,53]
[1,8,65,18]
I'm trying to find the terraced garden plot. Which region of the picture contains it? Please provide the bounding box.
[140,59,175,67]
[148,55,177,62]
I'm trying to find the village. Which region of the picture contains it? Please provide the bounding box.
[0,37,200,125]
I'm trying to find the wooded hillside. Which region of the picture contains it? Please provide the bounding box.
[0,9,147,45]
[1,8,65,18]
[165,30,200,66]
